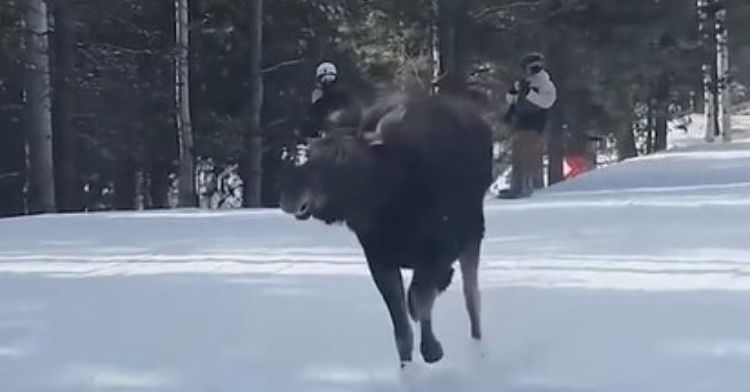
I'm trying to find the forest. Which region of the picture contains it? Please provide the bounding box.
[1,0,749,216]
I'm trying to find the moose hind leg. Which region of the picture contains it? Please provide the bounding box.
[459,238,482,340]
[409,270,443,363]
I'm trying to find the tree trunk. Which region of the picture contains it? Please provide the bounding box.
[654,102,668,152]
[653,72,670,152]
[429,0,440,94]
[698,0,718,142]
[543,33,565,186]
[532,159,545,189]
[715,0,731,142]
[148,160,171,208]
[24,0,56,214]
[241,0,263,207]
[113,160,136,210]
[546,109,564,186]
[436,0,469,96]
[52,0,79,212]
[645,103,655,154]
[617,123,638,161]
[175,0,196,207]
[0,107,27,217]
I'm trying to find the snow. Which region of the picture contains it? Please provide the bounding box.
[2,121,750,391]
[669,113,750,149]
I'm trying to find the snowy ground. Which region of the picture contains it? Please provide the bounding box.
[2,123,750,391]
[668,113,750,149]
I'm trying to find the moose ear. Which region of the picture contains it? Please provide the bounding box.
[363,131,384,146]
[364,104,406,146]
[379,104,406,129]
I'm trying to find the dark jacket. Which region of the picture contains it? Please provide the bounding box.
[302,82,359,139]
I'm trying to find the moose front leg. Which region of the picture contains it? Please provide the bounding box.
[367,260,414,366]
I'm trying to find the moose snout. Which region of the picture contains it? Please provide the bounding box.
[280,192,312,220]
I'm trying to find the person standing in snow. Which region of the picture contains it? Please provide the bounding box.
[499,52,557,199]
[299,61,361,140]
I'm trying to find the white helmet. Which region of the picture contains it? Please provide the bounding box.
[316,62,337,84]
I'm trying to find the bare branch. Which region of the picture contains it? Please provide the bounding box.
[0,104,23,112]
[264,117,288,128]
[471,1,545,20]
[95,42,159,55]
[0,172,21,180]
[262,59,303,74]
[431,71,448,86]
[78,47,105,66]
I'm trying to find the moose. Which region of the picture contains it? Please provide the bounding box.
[279,94,493,366]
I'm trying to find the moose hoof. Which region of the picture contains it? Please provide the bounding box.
[420,339,444,364]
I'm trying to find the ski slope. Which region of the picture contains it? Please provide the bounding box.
[2,125,750,391]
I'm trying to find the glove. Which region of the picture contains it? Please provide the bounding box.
[311,88,323,103]
[517,79,531,96]
[506,91,519,105]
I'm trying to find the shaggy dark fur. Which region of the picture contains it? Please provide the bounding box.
[280,94,493,366]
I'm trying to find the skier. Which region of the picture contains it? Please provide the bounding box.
[499,52,557,199]
[300,61,360,140]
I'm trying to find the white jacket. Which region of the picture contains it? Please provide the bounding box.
[506,70,557,110]
[524,70,557,109]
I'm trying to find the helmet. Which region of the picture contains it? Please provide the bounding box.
[316,62,337,84]
[520,52,545,71]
